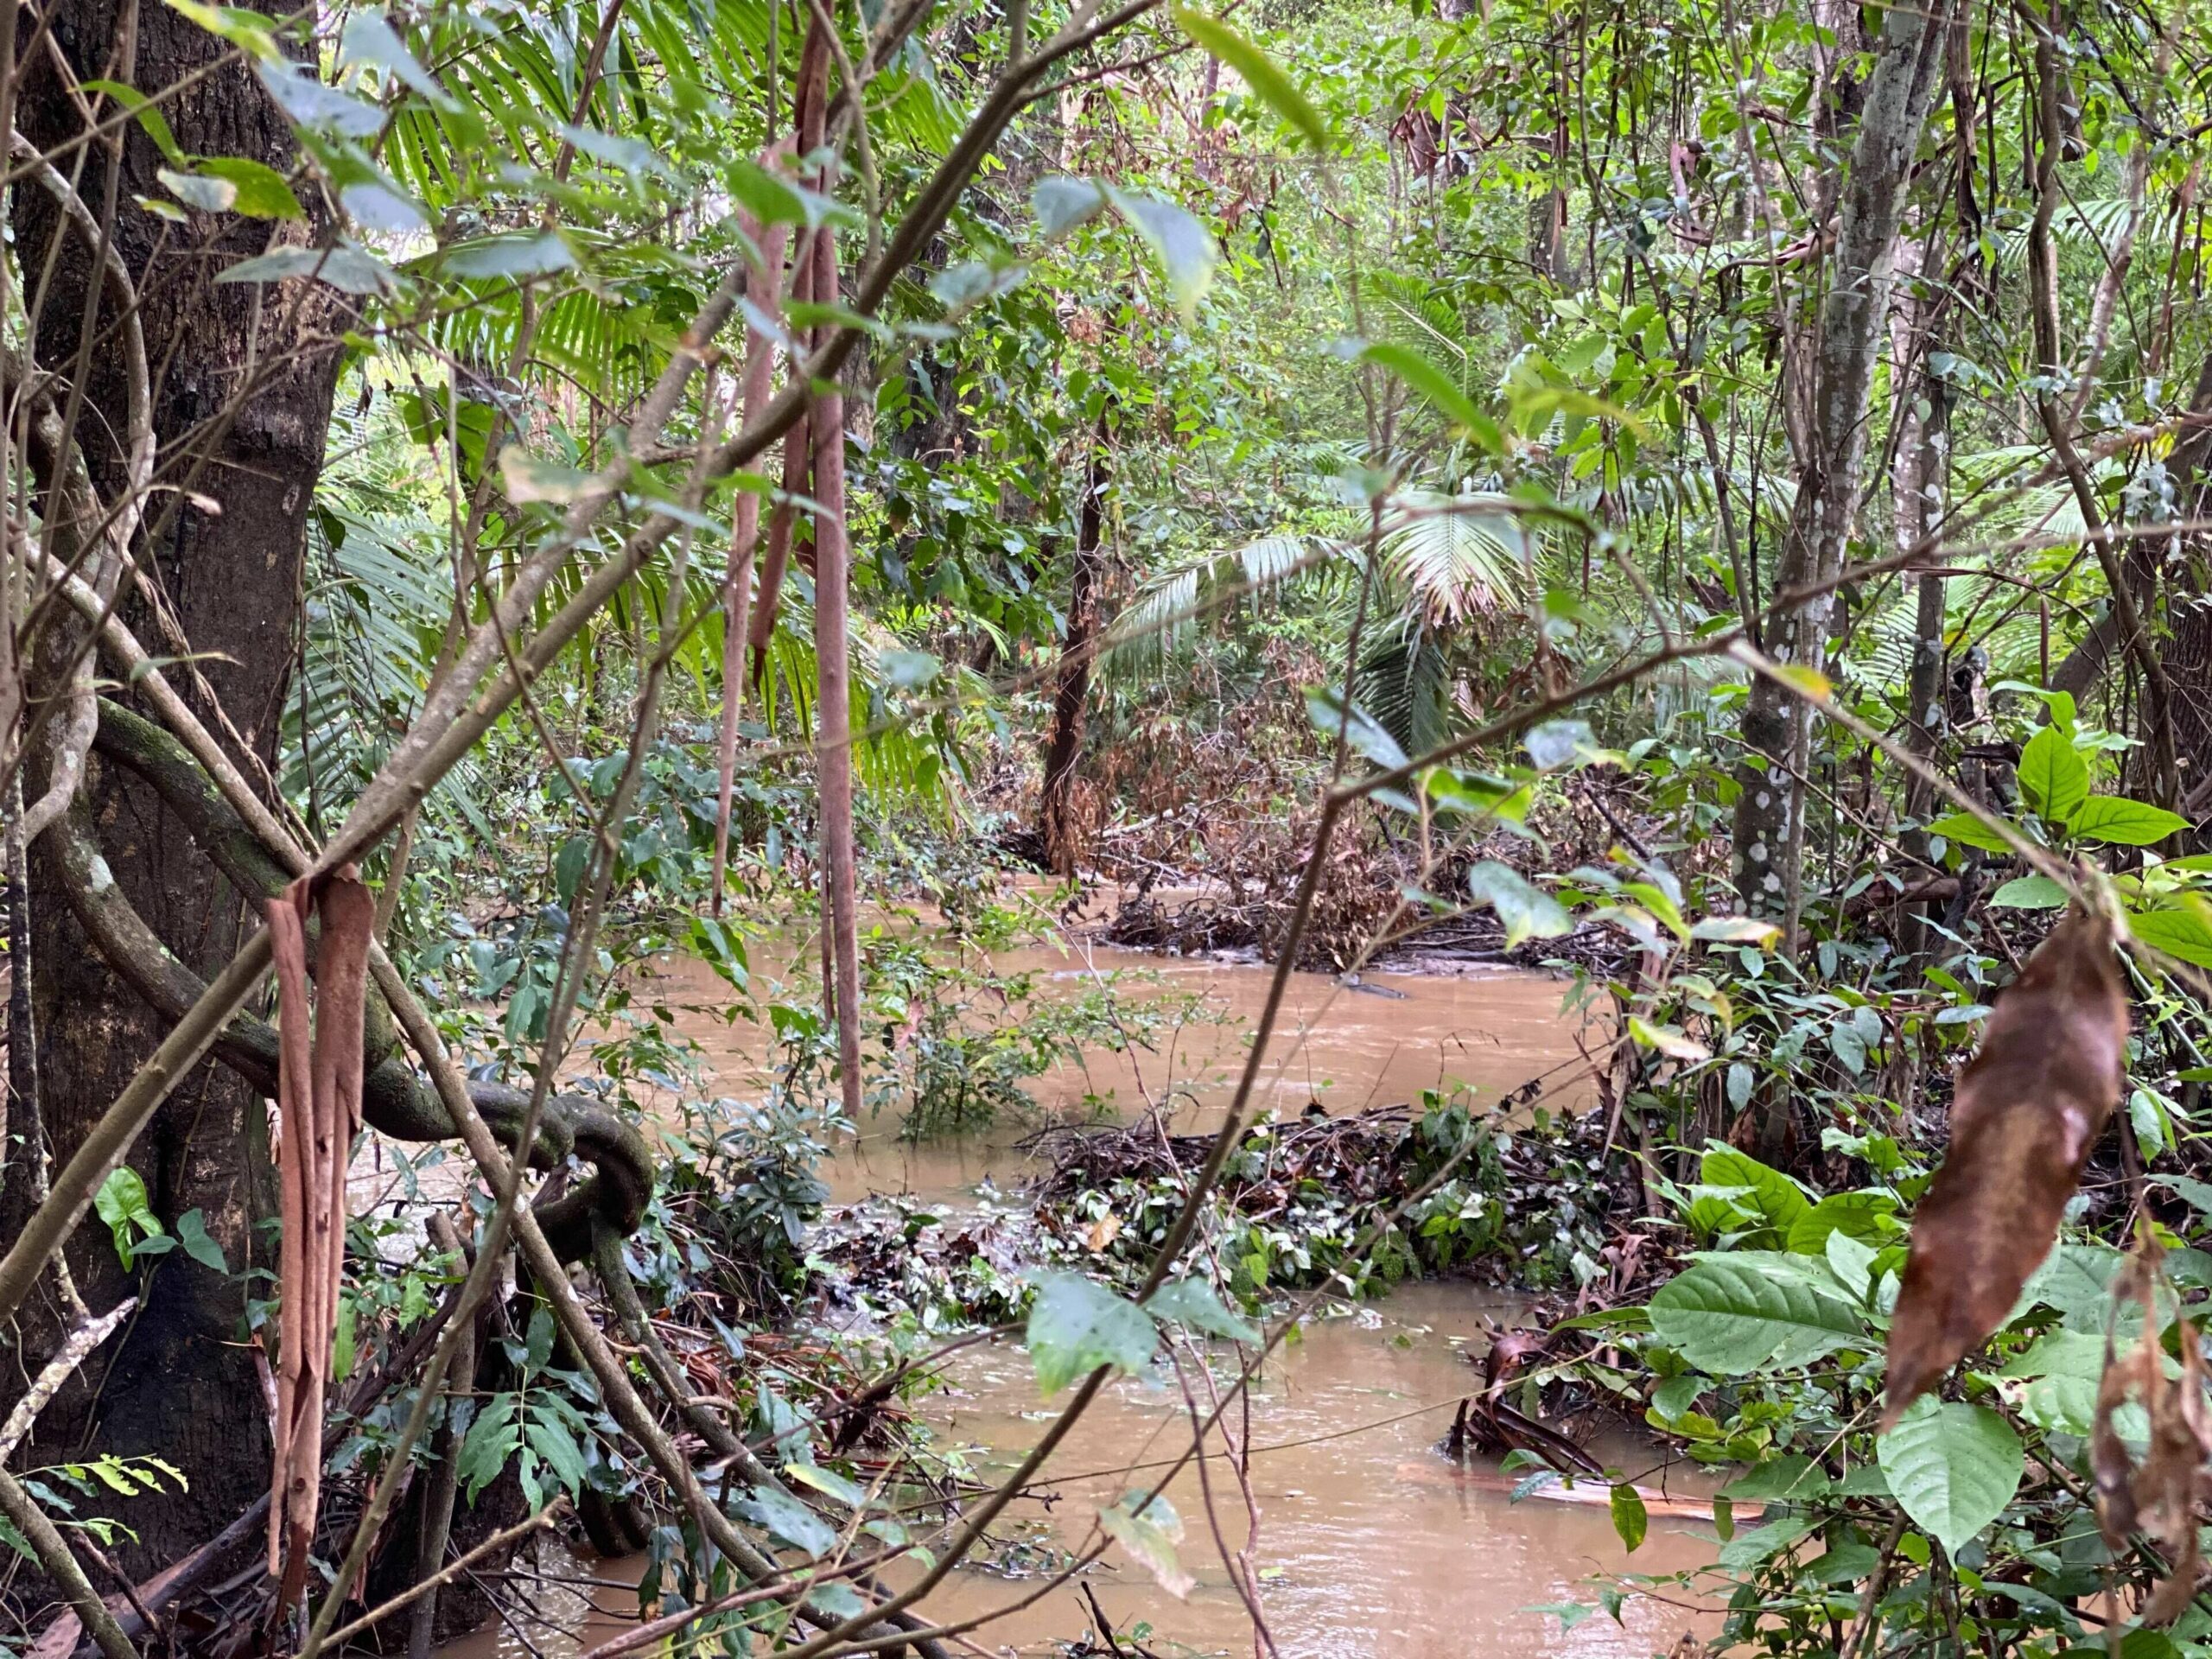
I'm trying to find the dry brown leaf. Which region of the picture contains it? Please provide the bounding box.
[2089,1244,2212,1626]
[1882,910,2127,1426]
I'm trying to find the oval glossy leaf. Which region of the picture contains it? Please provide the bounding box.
[194,156,303,219]
[1878,1397,2022,1558]
[2069,796,2189,845]
[1648,1255,1865,1375]
[2129,900,2212,969]
[1925,810,2018,854]
[2017,725,2089,825]
[1989,874,2069,909]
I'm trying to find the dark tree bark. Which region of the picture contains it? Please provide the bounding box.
[2,0,345,1569]
[1038,412,1110,876]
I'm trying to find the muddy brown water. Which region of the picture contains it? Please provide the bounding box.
[435,938,1722,1658]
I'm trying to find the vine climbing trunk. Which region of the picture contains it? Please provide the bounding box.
[1,0,346,1569]
[1039,409,1111,876]
[1731,0,1954,931]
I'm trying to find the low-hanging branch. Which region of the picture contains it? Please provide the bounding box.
[57,699,652,1261]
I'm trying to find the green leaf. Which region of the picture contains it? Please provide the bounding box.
[2017,725,2089,825]
[2129,899,2212,968]
[1647,1254,1866,1375]
[216,245,397,296]
[1878,1396,2022,1557]
[1031,175,1109,240]
[1701,1145,1811,1237]
[2018,1242,2124,1331]
[1989,874,2069,909]
[2068,796,2188,845]
[163,0,280,59]
[159,166,236,213]
[1785,1192,1897,1256]
[338,11,444,100]
[456,1393,519,1501]
[1102,185,1217,316]
[1171,8,1328,148]
[1026,1273,1158,1395]
[1147,1279,1260,1344]
[1097,1492,1192,1598]
[1362,341,1492,442]
[1609,1483,1647,1553]
[194,157,302,219]
[731,1484,836,1556]
[79,80,184,164]
[1302,686,1407,768]
[93,1169,160,1268]
[1465,861,1572,948]
[256,62,382,138]
[174,1209,228,1274]
[1925,810,2018,854]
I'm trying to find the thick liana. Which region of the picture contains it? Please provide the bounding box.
[1882,909,2128,1424]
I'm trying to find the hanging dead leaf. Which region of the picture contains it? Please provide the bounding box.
[2090,1242,2211,1625]
[1085,1211,1123,1253]
[1882,910,2127,1426]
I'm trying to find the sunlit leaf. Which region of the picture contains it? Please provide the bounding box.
[2017,725,2089,825]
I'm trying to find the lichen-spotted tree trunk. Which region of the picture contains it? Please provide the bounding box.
[1731,0,1952,930]
[1038,411,1111,876]
[0,0,344,1567]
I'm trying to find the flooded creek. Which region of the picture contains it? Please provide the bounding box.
[442,934,1720,1658]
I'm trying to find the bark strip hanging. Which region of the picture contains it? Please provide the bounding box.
[265,868,376,1607]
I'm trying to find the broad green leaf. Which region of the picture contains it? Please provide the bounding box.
[1465,861,1571,948]
[1097,1492,1192,1598]
[1996,1329,2103,1436]
[1032,175,1109,239]
[1701,1145,1811,1237]
[1878,1396,2022,1557]
[1648,1255,1865,1375]
[2069,796,2188,845]
[2017,725,2089,825]
[174,1209,228,1273]
[1786,1192,1898,1256]
[456,1393,519,1500]
[1524,719,1597,771]
[194,157,302,219]
[2129,899,2212,968]
[1989,874,2069,909]
[1925,810,2018,854]
[1630,1016,1709,1062]
[256,62,383,138]
[1302,686,1406,768]
[216,245,397,295]
[94,1169,160,1268]
[1147,1279,1260,1344]
[1609,1483,1647,1552]
[1171,8,1328,148]
[731,1484,836,1556]
[1026,1273,1158,1395]
[2018,1242,2124,1331]
[1103,186,1217,316]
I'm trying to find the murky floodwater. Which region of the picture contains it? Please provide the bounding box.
[626,930,1605,1204]
[440,928,1719,1659]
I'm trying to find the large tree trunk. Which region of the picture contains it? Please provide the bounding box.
[1038,413,1110,876]
[2,0,343,1570]
[1732,0,1952,927]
